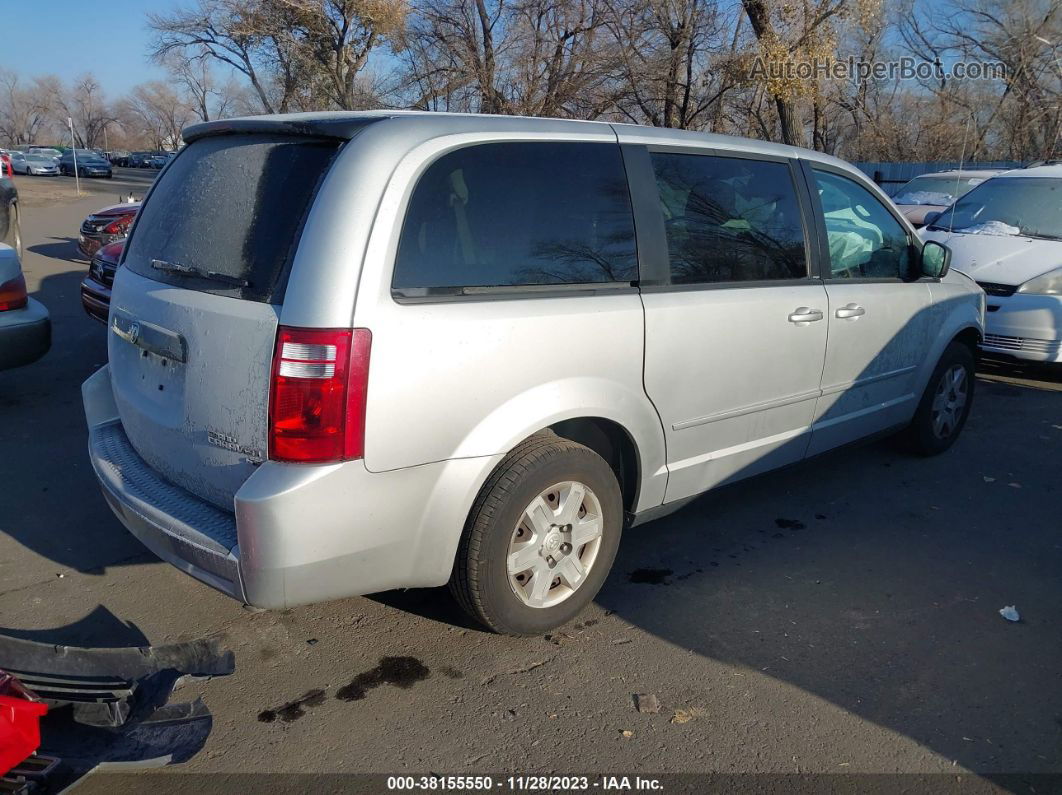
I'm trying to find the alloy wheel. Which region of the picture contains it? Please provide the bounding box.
[930,363,968,439]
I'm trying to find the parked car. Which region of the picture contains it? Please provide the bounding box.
[921,165,1062,363]
[109,151,132,167]
[77,201,138,259]
[82,112,982,635]
[59,150,113,178]
[81,238,123,324]
[13,152,59,176]
[891,170,1005,227]
[145,152,168,169]
[0,243,50,371]
[0,172,20,257]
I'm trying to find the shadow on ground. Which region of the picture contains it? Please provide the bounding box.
[0,269,140,576]
[0,605,149,648]
[377,362,1062,777]
[28,237,83,264]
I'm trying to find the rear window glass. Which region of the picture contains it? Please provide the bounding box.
[123,134,340,303]
[393,142,637,293]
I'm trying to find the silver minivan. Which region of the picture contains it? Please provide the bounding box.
[83,112,984,634]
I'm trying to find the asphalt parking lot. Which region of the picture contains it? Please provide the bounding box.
[1,191,1060,790]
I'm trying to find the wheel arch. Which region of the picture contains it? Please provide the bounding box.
[549,417,640,518]
[442,375,668,515]
[953,324,982,354]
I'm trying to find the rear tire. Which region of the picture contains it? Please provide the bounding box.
[903,341,976,456]
[450,433,623,635]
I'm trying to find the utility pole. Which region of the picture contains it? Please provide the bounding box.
[68,117,80,196]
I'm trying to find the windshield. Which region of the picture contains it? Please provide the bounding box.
[893,176,986,206]
[25,155,49,163]
[928,177,1062,239]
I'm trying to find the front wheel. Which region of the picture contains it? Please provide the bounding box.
[450,433,622,635]
[903,341,976,456]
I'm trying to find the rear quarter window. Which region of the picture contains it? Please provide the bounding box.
[122,134,341,303]
[393,142,637,294]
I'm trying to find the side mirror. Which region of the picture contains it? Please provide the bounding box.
[923,211,942,228]
[920,240,951,279]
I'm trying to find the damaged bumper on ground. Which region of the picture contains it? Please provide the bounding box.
[0,633,234,790]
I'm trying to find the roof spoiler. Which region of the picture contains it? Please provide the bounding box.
[183,115,388,144]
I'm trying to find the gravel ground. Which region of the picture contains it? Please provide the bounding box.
[1,196,1059,792]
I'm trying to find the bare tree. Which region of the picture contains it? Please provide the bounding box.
[150,0,289,113]
[281,0,407,109]
[899,0,1061,160]
[400,0,617,117]
[121,82,194,149]
[162,50,217,121]
[0,70,61,146]
[603,0,742,129]
[54,74,118,148]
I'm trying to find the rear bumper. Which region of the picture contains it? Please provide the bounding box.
[981,293,1062,362]
[82,365,498,609]
[0,298,51,371]
[89,420,245,601]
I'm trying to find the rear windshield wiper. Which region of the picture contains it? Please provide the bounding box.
[151,259,249,288]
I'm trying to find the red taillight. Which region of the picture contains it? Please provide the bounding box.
[0,274,27,311]
[268,326,371,463]
[102,214,135,235]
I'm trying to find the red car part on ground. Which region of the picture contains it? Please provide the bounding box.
[0,671,47,775]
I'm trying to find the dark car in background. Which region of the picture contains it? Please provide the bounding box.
[77,201,138,259]
[59,150,113,178]
[81,238,123,324]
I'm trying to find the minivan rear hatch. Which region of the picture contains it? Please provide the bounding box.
[109,133,341,511]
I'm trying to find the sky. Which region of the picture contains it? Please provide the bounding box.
[2,0,178,95]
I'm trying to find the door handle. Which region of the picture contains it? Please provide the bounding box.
[788,307,824,324]
[835,303,866,319]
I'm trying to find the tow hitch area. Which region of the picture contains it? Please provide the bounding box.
[0,632,234,791]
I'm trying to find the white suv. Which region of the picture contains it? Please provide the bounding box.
[83,112,983,634]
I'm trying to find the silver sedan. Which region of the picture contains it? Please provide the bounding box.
[14,153,59,176]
